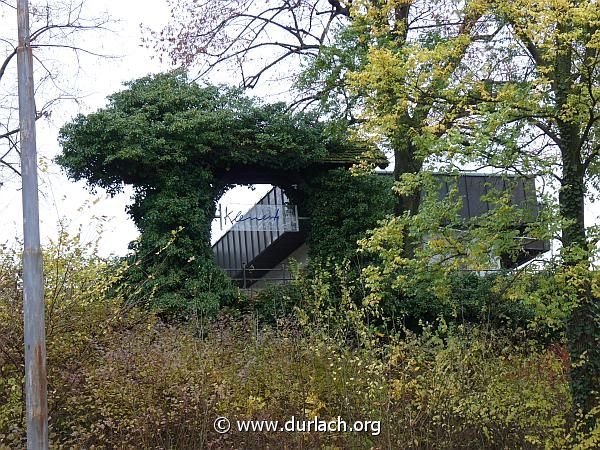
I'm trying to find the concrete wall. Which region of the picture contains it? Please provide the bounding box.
[251,243,309,289]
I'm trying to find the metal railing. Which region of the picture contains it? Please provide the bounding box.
[221,263,295,289]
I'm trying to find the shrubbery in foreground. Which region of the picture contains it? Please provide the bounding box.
[0,240,599,448]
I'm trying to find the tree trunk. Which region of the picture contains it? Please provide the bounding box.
[393,142,423,258]
[553,27,599,415]
[559,143,599,416]
[556,77,598,417]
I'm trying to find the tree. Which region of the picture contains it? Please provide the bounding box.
[151,1,486,257]
[56,71,366,319]
[352,0,600,415]
[479,0,600,417]
[148,0,352,90]
[0,0,110,181]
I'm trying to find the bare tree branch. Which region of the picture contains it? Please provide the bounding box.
[149,0,349,89]
[0,47,17,82]
[0,0,113,181]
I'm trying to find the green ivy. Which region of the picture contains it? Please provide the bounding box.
[57,71,375,319]
[301,168,395,263]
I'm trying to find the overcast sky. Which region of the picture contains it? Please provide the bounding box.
[0,0,270,256]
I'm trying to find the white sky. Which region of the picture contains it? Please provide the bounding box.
[0,0,269,256]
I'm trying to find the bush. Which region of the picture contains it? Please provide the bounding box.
[0,234,151,446]
[292,258,541,345]
[244,282,303,324]
[382,325,572,448]
[1,237,597,448]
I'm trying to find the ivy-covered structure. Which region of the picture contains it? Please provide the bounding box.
[56,71,385,319]
[57,71,549,319]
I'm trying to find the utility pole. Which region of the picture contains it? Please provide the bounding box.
[17,0,48,448]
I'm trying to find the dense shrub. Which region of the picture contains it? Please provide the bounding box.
[2,311,592,448]
[242,282,304,324]
[1,238,598,448]
[300,168,394,263]
[0,235,152,445]
[394,271,539,331]
[292,259,544,342]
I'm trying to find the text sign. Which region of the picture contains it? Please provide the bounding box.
[217,204,299,232]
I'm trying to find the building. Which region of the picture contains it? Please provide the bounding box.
[212,173,549,288]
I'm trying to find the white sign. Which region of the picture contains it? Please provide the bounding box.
[216,204,299,232]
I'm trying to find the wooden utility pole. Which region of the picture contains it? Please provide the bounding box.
[17,0,48,448]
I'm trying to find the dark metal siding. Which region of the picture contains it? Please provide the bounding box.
[434,174,538,222]
[213,174,547,280]
[212,186,295,280]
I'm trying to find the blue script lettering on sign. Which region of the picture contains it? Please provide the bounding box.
[225,208,280,226]
[237,208,280,223]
